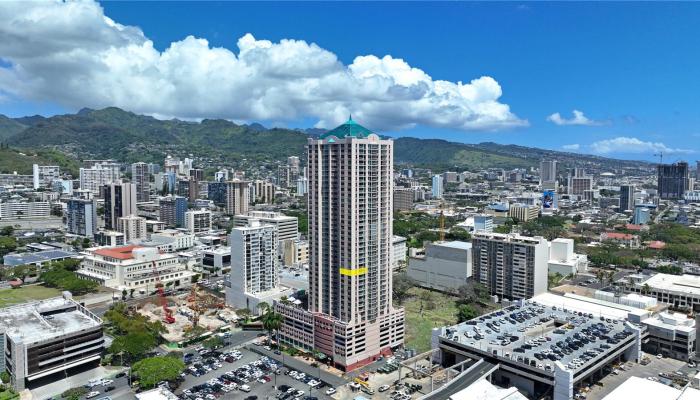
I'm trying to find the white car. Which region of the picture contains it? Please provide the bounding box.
[86,392,101,399]
[240,385,251,392]
[101,379,114,386]
[326,388,337,395]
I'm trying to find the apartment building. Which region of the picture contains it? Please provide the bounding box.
[471,232,549,300]
[225,180,250,215]
[117,214,148,242]
[66,198,98,237]
[0,201,50,219]
[277,118,404,371]
[32,164,61,190]
[79,163,120,194]
[184,209,212,233]
[131,162,151,203]
[159,195,187,228]
[393,188,414,211]
[509,203,539,222]
[658,162,690,200]
[226,220,279,313]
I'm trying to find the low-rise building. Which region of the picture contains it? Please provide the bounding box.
[202,246,231,274]
[600,232,640,248]
[407,241,471,292]
[184,209,212,233]
[508,203,539,222]
[0,201,51,219]
[547,238,588,276]
[0,293,104,391]
[642,312,696,361]
[2,250,77,267]
[282,239,309,267]
[94,230,125,247]
[77,245,195,291]
[392,236,407,271]
[627,273,700,310]
[149,229,195,252]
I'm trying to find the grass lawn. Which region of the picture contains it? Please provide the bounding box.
[401,287,459,353]
[0,285,63,308]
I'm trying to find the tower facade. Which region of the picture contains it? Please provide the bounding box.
[131,162,150,203]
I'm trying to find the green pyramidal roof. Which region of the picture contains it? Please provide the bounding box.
[320,116,374,139]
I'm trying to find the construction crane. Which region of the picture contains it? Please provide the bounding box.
[654,152,664,165]
[152,261,175,324]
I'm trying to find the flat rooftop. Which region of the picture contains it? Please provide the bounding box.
[602,376,682,400]
[2,250,77,266]
[0,296,101,344]
[641,273,700,296]
[436,241,472,251]
[442,297,636,374]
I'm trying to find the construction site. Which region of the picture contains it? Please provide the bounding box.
[131,262,240,343]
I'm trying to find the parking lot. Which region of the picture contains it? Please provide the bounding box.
[585,355,688,400]
[177,346,335,400]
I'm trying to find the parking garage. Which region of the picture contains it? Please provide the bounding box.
[432,298,642,400]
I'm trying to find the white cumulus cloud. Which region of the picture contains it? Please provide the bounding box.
[547,110,606,126]
[0,0,527,132]
[589,137,693,155]
[562,144,580,151]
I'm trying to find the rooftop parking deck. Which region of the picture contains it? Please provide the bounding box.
[441,299,637,374]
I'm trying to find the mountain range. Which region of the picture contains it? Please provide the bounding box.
[0,107,647,175]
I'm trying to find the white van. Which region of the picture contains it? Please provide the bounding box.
[240,385,251,392]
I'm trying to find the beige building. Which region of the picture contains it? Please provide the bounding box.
[184,209,212,233]
[508,203,539,222]
[277,118,404,371]
[117,214,147,242]
[225,180,250,215]
[282,239,309,267]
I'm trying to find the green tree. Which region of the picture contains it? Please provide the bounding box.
[61,387,87,400]
[0,236,17,258]
[202,336,224,349]
[392,274,415,305]
[132,355,185,389]
[261,310,283,343]
[109,332,157,361]
[457,304,478,322]
[0,226,13,236]
[0,371,9,384]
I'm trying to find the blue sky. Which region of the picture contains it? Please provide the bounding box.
[1,1,699,161]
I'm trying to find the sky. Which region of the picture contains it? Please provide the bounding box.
[1,1,699,161]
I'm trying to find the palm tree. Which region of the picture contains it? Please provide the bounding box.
[257,301,270,316]
[261,309,283,346]
[607,270,616,287]
[596,270,606,286]
[642,283,651,295]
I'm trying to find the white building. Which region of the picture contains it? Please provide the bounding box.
[226,220,281,314]
[77,245,194,291]
[539,159,557,187]
[407,241,472,292]
[0,294,104,391]
[117,214,148,242]
[602,376,700,400]
[131,162,151,203]
[0,201,50,219]
[282,239,309,267]
[432,174,444,199]
[628,273,700,310]
[471,232,549,300]
[225,180,250,215]
[473,214,494,233]
[32,164,60,190]
[149,229,195,252]
[547,238,588,276]
[79,163,121,194]
[184,209,212,233]
[392,235,407,271]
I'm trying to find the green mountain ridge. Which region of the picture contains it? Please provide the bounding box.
[0,107,645,172]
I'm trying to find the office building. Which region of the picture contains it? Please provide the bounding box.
[202,247,231,272]
[277,118,404,371]
[79,163,121,194]
[471,232,549,300]
[94,231,125,247]
[66,198,98,237]
[0,201,50,219]
[207,182,227,205]
[567,168,593,197]
[0,294,104,391]
[443,171,458,183]
[131,162,150,203]
[226,220,279,313]
[628,273,700,311]
[225,180,250,215]
[159,195,187,228]
[619,184,635,212]
[32,164,60,190]
[473,214,494,233]
[634,205,652,225]
[184,209,212,233]
[393,188,414,211]
[392,236,407,272]
[539,160,557,187]
[658,162,690,199]
[508,203,539,222]
[547,238,588,276]
[148,230,195,252]
[117,214,148,242]
[642,312,696,361]
[103,183,137,230]
[407,241,472,292]
[78,245,194,290]
[431,174,444,199]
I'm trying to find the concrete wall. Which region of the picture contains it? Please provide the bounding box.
[407,244,471,292]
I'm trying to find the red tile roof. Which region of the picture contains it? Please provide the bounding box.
[604,232,635,240]
[625,224,643,231]
[647,241,666,249]
[94,245,141,260]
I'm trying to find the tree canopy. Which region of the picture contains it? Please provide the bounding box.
[132,355,185,389]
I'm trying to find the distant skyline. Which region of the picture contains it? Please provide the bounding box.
[1,1,699,161]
